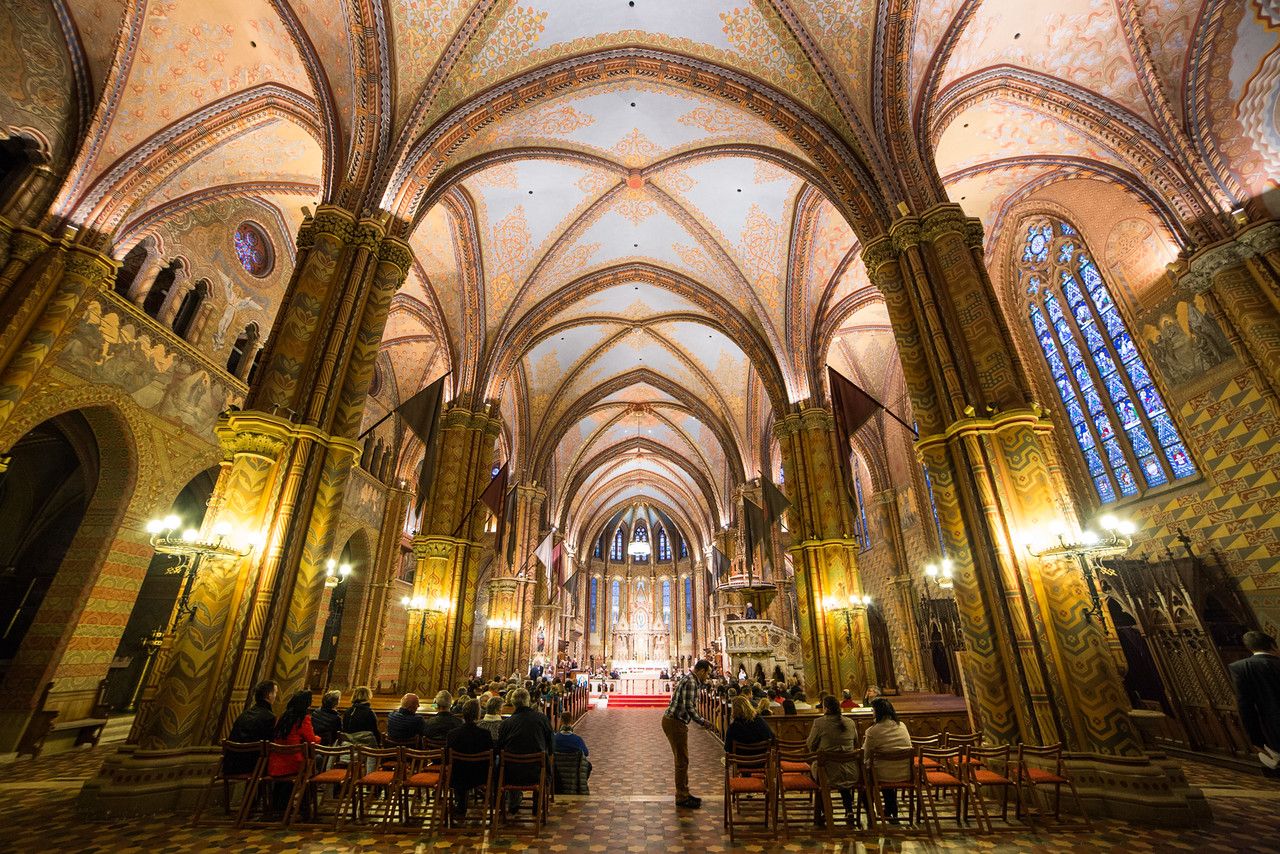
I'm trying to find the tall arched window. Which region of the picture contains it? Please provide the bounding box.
[662,580,671,624]
[589,577,598,631]
[684,576,693,632]
[657,527,671,561]
[679,537,688,559]
[1020,218,1195,502]
[610,527,624,561]
[633,521,648,542]
[610,579,620,625]
[593,536,602,559]
[850,452,870,549]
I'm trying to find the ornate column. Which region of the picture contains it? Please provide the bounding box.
[871,488,928,692]
[0,222,55,304]
[155,268,194,326]
[0,242,116,432]
[125,252,166,306]
[511,483,546,671]
[482,577,521,679]
[346,485,412,688]
[397,405,501,693]
[862,203,1208,824]
[775,408,874,698]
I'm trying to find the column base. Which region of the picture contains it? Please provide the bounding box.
[76,744,221,818]
[1061,752,1211,827]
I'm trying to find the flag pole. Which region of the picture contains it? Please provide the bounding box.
[829,367,917,437]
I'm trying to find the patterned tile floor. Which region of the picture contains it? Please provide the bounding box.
[3,708,1280,853]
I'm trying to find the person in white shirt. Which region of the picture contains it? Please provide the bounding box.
[862,698,912,821]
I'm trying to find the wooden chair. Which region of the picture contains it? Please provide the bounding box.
[723,748,773,839]
[191,740,264,828]
[944,731,985,772]
[866,747,922,829]
[814,748,870,831]
[911,734,942,771]
[495,751,550,832]
[251,742,310,827]
[400,747,449,831]
[447,748,496,828]
[919,746,989,833]
[774,741,822,834]
[1015,743,1091,828]
[290,743,354,827]
[966,745,1019,825]
[341,746,402,827]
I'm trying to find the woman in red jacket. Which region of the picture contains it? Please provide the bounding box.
[268,690,321,812]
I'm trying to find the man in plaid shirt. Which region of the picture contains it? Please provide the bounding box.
[662,659,712,808]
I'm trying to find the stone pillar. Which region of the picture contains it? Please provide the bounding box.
[126,253,166,306]
[862,202,1208,824]
[510,483,546,671]
[235,339,263,382]
[345,485,412,688]
[482,577,521,679]
[396,405,501,694]
[0,222,55,304]
[871,489,928,692]
[775,408,874,698]
[83,206,414,816]
[155,269,194,327]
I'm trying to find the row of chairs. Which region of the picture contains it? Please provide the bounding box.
[724,737,1089,839]
[193,740,563,833]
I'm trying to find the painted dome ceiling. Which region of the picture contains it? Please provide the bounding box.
[30,0,1277,558]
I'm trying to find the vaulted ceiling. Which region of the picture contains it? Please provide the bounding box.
[21,0,1277,560]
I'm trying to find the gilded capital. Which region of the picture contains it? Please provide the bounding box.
[63,245,118,290]
[860,236,901,290]
[309,205,357,244]
[11,228,53,262]
[919,204,969,243]
[377,238,414,276]
[412,536,458,561]
[889,218,921,252]
[215,410,294,461]
[352,220,384,251]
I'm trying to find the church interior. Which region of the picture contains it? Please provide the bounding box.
[2,0,1280,849]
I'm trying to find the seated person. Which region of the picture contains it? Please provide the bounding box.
[839,689,857,711]
[724,694,773,754]
[863,698,912,821]
[553,711,591,776]
[862,685,882,707]
[226,680,278,774]
[386,693,426,744]
[341,685,381,746]
[479,695,505,741]
[808,695,860,825]
[782,698,797,715]
[791,689,813,711]
[445,699,494,819]
[309,689,342,746]
[267,690,321,811]
[423,690,462,743]
[497,688,555,812]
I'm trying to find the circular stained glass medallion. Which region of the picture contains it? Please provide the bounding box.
[233,222,273,277]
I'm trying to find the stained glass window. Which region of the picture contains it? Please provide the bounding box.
[679,537,688,558]
[657,527,671,561]
[233,222,272,277]
[633,522,648,542]
[850,453,870,549]
[684,577,693,632]
[589,577,598,631]
[611,528,624,561]
[593,537,602,559]
[1019,217,1195,502]
[611,579,620,625]
[662,580,671,624]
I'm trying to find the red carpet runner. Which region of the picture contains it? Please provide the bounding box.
[600,693,671,708]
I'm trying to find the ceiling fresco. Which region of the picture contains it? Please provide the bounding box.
[27,0,1277,561]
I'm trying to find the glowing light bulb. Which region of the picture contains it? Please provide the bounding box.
[182,528,199,543]
[146,519,165,535]
[163,514,181,531]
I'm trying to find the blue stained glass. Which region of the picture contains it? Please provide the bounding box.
[1072,302,1093,328]
[1139,454,1167,487]
[1101,308,1126,338]
[1045,293,1067,324]
[1123,355,1151,386]
[1151,412,1180,447]
[1137,384,1166,417]
[589,577,598,631]
[1116,467,1138,496]
[684,577,693,632]
[1084,447,1106,475]
[1093,349,1118,378]
[1104,438,1127,466]
[1058,242,1075,264]
[1115,395,1139,428]
[1094,414,1115,440]
[1165,443,1196,478]
[1030,305,1048,331]
[1025,225,1051,262]
[1103,372,1128,401]
[1056,377,1073,399]
[1094,475,1116,503]
[1113,331,1138,363]
[1039,331,1058,358]
[1082,322,1106,352]
[1066,399,1086,425]
[1047,349,1068,379]
[1073,363,1093,390]
[1075,419,1095,450]
[1062,274,1086,307]
[1079,258,1103,289]
[1127,426,1154,457]
[1060,222,1076,235]
[1083,386,1106,415]
[1026,275,1041,295]
[662,581,671,623]
[1059,332,1087,368]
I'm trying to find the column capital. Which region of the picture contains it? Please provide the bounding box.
[1178,228,1272,294]
[410,535,463,561]
[772,406,834,438]
[216,410,363,463]
[63,243,118,290]
[918,203,971,244]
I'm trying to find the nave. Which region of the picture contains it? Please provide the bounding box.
[5,707,1280,853]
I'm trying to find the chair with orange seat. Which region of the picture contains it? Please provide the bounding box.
[723,748,773,839]
[252,742,310,828]
[919,745,989,833]
[447,748,496,828]
[965,744,1019,825]
[341,746,403,827]
[290,743,354,827]
[813,747,871,831]
[400,746,449,831]
[495,751,551,832]
[911,734,942,771]
[191,739,265,828]
[773,741,823,834]
[866,746,923,829]
[1015,743,1091,828]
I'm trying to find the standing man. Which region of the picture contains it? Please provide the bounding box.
[1230,630,1280,772]
[662,658,711,809]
